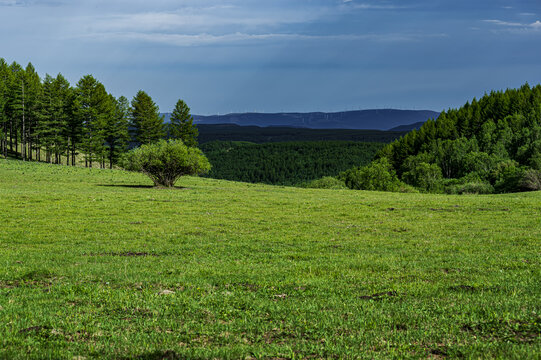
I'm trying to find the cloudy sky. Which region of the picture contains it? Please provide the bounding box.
[1,0,540,114]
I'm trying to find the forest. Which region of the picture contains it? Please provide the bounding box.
[338,84,541,194]
[200,140,384,185]
[195,124,407,144]
[0,58,185,169]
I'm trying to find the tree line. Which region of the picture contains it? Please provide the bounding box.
[0,58,198,168]
[200,140,384,186]
[338,83,541,194]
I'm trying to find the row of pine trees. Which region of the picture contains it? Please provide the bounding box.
[0,58,198,168]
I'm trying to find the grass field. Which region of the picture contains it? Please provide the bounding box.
[0,159,540,359]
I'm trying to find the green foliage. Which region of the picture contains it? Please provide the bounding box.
[402,158,443,193]
[491,160,525,193]
[340,158,405,192]
[120,139,210,187]
[372,83,541,193]
[130,90,165,145]
[201,140,384,185]
[103,95,130,168]
[168,99,198,147]
[75,75,115,166]
[445,181,495,195]
[301,176,347,189]
[521,168,541,191]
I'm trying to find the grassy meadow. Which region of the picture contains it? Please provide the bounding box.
[0,159,540,359]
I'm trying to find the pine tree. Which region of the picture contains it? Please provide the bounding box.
[0,58,9,157]
[130,90,164,145]
[169,99,198,147]
[23,63,42,161]
[37,74,71,163]
[104,95,130,168]
[5,62,25,157]
[75,75,110,167]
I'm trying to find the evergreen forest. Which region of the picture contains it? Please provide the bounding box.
[200,141,384,186]
[0,59,191,168]
[339,84,541,194]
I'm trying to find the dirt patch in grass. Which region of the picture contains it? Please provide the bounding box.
[448,285,477,292]
[359,291,399,300]
[85,252,159,257]
[461,316,541,344]
[1,270,57,289]
[263,328,297,345]
[122,350,182,360]
[19,325,51,334]
[477,208,510,212]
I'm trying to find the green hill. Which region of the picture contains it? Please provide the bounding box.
[1,159,539,358]
[347,84,541,194]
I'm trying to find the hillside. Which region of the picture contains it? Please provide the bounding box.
[162,109,439,130]
[340,84,541,194]
[1,159,540,358]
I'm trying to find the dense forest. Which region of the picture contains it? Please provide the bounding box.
[201,141,384,185]
[195,124,407,144]
[339,84,541,194]
[0,58,194,168]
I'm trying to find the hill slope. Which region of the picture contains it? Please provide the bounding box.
[0,159,540,358]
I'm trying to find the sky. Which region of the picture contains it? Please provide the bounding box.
[1,0,540,115]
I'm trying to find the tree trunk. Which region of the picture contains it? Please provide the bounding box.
[22,81,26,161]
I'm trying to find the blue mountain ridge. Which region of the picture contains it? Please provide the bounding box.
[161,109,439,131]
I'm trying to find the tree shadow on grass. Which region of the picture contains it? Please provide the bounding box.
[97,184,189,190]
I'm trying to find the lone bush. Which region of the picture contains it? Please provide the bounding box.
[302,176,347,189]
[120,140,211,187]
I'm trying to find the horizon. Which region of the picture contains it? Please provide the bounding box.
[1,0,540,115]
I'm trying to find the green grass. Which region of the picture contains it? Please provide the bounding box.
[0,159,540,359]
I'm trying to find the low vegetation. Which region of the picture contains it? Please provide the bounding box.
[1,159,539,358]
[120,140,211,187]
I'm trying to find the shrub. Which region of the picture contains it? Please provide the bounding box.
[120,140,211,187]
[341,158,404,192]
[302,177,347,189]
[521,168,541,191]
[491,160,524,193]
[455,182,495,195]
[402,162,443,193]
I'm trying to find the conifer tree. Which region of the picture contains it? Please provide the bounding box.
[23,63,42,161]
[5,62,25,156]
[104,95,130,168]
[0,58,8,157]
[169,99,198,147]
[130,90,164,145]
[37,74,71,163]
[75,75,110,167]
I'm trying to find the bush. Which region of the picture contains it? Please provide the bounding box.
[456,181,494,194]
[302,177,347,189]
[341,158,405,192]
[120,140,211,187]
[521,168,541,191]
[491,160,524,193]
[402,162,443,193]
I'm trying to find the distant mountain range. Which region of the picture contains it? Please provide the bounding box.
[161,109,439,131]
